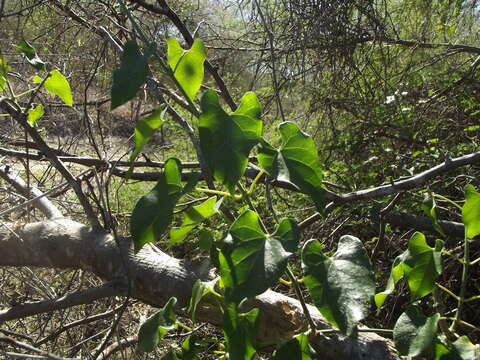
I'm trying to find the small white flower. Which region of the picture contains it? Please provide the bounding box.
[386,95,395,104]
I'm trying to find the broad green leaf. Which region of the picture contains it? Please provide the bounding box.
[219,211,300,303]
[188,279,220,323]
[223,303,259,360]
[0,57,10,92]
[198,228,214,251]
[374,256,406,308]
[462,184,480,239]
[137,297,177,353]
[435,336,479,359]
[393,305,439,357]
[301,236,375,335]
[199,90,262,192]
[167,38,206,101]
[422,192,445,236]
[170,196,221,244]
[274,333,315,360]
[111,40,149,109]
[27,104,44,126]
[182,335,203,360]
[403,232,443,300]
[131,158,183,253]
[258,122,325,213]
[16,40,46,71]
[43,70,73,106]
[129,106,166,175]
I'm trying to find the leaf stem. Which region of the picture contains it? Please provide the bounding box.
[194,187,237,198]
[286,266,316,332]
[248,169,265,195]
[435,282,460,301]
[433,193,463,211]
[442,317,480,331]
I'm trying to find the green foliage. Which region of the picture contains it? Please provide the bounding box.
[435,336,480,359]
[274,333,315,360]
[16,39,45,71]
[393,305,440,357]
[138,297,178,353]
[301,236,375,335]
[258,122,325,213]
[130,158,183,253]
[33,70,73,106]
[0,56,10,91]
[462,184,480,239]
[188,279,219,323]
[27,104,44,126]
[219,210,300,303]
[111,40,149,110]
[199,90,262,192]
[223,303,259,360]
[422,192,445,236]
[167,38,206,102]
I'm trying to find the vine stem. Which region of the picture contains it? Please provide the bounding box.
[286,266,316,332]
[449,232,471,332]
[248,169,265,195]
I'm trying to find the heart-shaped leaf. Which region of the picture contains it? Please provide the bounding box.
[131,158,183,253]
[199,90,262,192]
[0,57,10,92]
[137,297,177,353]
[258,122,325,213]
[374,256,405,308]
[170,196,221,245]
[219,210,300,303]
[403,232,443,301]
[111,40,149,109]
[37,70,73,106]
[167,38,206,102]
[393,305,439,357]
[128,106,166,175]
[223,303,259,360]
[462,184,480,239]
[301,236,375,335]
[188,279,220,323]
[422,192,445,236]
[274,333,315,360]
[27,104,44,126]
[16,40,46,71]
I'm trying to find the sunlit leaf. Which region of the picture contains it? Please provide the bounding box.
[274,333,315,360]
[258,122,325,213]
[16,39,46,71]
[0,57,10,92]
[170,196,221,244]
[199,90,262,192]
[27,104,44,126]
[219,210,300,303]
[44,70,73,106]
[167,38,206,101]
[111,40,149,109]
[130,158,183,253]
[128,106,166,175]
[422,192,445,236]
[188,279,219,323]
[301,236,375,335]
[137,297,177,353]
[374,256,405,308]
[223,303,259,360]
[462,184,480,239]
[182,335,203,360]
[393,305,439,357]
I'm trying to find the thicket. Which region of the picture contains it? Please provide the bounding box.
[0,0,479,359]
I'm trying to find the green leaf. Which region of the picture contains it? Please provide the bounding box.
[258,122,325,213]
[167,38,206,101]
[374,256,406,308]
[301,236,375,335]
[128,106,166,175]
[44,70,73,106]
[137,297,177,353]
[111,40,149,110]
[219,211,300,303]
[198,228,214,251]
[393,305,439,357]
[403,232,443,301]
[199,90,262,192]
[462,184,480,239]
[223,303,259,360]
[422,192,445,236]
[16,40,46,71]
[0,57,10,92]
[182,335,203,360]
[274,333,315,360]
[435,336,479,359]
[130,158,183,253]
[170,196,221,245]
[27,104,44,126]
[188,279,219,323]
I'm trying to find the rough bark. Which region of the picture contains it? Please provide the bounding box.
[0,219,399,360]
